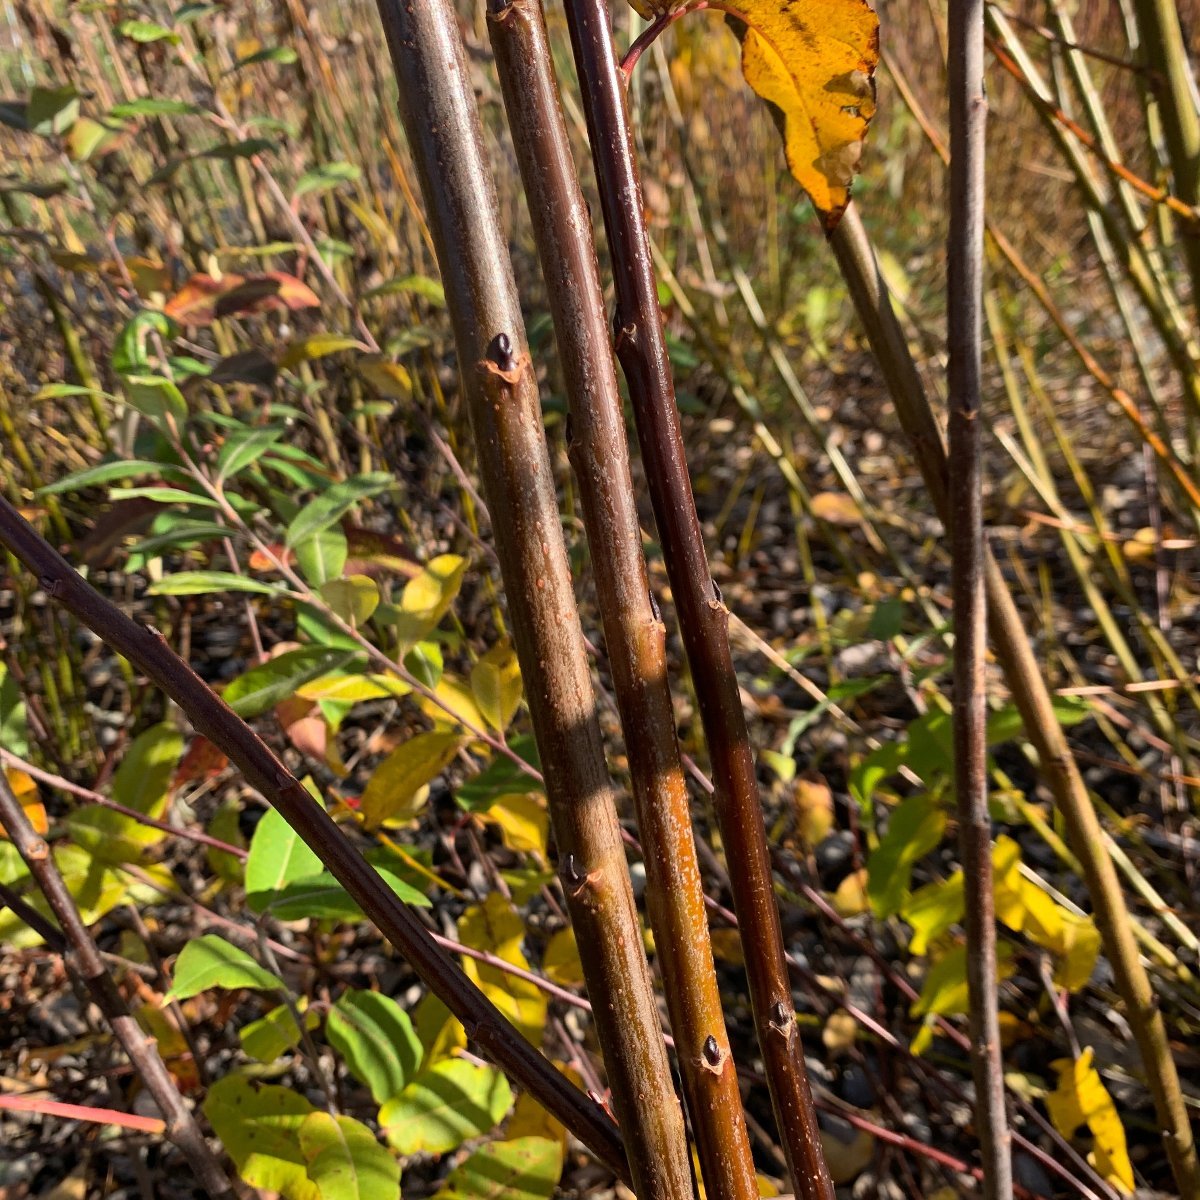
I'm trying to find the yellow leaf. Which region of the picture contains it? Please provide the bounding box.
[832,867,869,916]
[296,673,410,703]
[809,492,863,527]
[541,926,584,988]
[392,554,467,648]
[459,894,547,1046]
[709,927,744,966]
[1,768,47,836]
[413,991,466,1068]
[1045,1049,1134,1194]
[319,574,379,626]
[279,333,363,369]
[733,0,879,227]
[470,642,523,733]
[358,358,412,398]
[507,1062,582,1151]
[822,1010,858,1055]
[360,732,464,829]
[792,774,834,845]
[992,837,1099,991]
[484,794,548,856]
[419,674,488,735]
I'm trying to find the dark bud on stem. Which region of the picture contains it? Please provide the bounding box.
[771,999,790,1027]
[702,1035,721,1066]
[562,853,584,888]
[487,332,517,374]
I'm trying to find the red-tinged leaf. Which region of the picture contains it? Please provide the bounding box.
[163,271,319,326]
[164,273,242,324]
[275,696,331,769]
[173,737,229,788]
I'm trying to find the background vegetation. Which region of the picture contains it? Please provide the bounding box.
[1,0,1198,1197]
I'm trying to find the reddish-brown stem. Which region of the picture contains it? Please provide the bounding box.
[560,1,832,1194]
[947,3,1011,1192]
[487,4,758,1198]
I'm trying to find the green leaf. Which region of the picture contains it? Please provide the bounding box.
[866,793,945,918]
[432,1137,562,1200]
[27,85,79,136]
[0,664,29,757]
[985,696,1091,748]
[298,1111,400,1200]
[231,45,299,70]
[204,1075,319,1200]
[262,867,429,922]
[295,529,348,588]
[223,648,356,718]
[901,872,964,956]
[125,374,188,425]
[363,274,446,307]
[217,424,287,481]
[910,942,1014,1020]
[320,576,379,626]
[32,385,112,403]
[286,474,393,548]
[111,724,184,818]
[169,935,281,999]
[241,1001,317,1062]
[116,18,180,43]
[147,571,285,597]
[295,162,362,197]
[380,1059,512,1156]
[326,990,422,1105]
[109,98,202,118]
[113,486,219,507]
[200,137,274,162]
[245,806,324,912]
[112,310,176,375]
[66,805,165,864]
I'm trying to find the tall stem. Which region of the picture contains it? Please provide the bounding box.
[369,2,693,1195]
[558,2,832,1195]
[0,771,239,1200]
[830,204,1200,1200]
[947,1,1011,1196]
[0,493,629,1183]
[486,4,758,1198]
[1130,0,1200,328]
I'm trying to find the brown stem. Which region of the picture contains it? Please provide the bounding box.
[486,4,758,1198]
[368,1,693,1194]
[0,771,240,1200]
[0,493,628,1182]
[559,1,832,1194]
[947,1,1011,1195]
[829,202,1200,1200]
